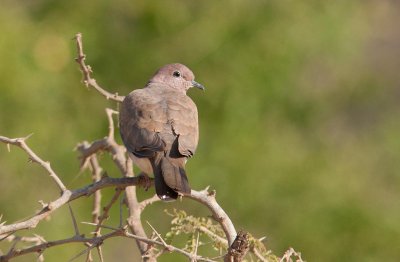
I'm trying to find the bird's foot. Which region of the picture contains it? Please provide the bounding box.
[138,172,152,191]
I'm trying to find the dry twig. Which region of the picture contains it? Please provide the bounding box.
[0,135,66,192]
[0,166,146,236]
[74,33,124,102]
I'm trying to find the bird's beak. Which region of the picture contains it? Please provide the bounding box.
[191,81,205,91]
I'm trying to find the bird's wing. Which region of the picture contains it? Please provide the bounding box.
[165,92,199,157]
[119,88,167,157]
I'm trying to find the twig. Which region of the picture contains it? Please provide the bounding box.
[0,135,66,192]
[119,194,124,227]
[192,231,200,262]
[74,33,124,102]
[188,189,237,246]
[0,231,120,262]
[86,155,102,262]
[0,175,148,236]
[93,188,123,236]
[139,195,160,211]
[146,221,170,249]
[105,108,118,138]
[198,225,228,247]
[96,246,104,262]
[89,155,102,224]
[252,247,268,262]
[76,137,127,176]
[69,245,94,262]
[1,234,45,245]
[279,247,303,262]
[68,204,80,236]
[0,232,14,242]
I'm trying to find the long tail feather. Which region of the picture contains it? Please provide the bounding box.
[161,157,191,194]
[153,160,178,201]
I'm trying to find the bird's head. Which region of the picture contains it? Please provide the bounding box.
[148,63,205,93]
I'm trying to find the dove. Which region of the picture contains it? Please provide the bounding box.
[119,63,204,201]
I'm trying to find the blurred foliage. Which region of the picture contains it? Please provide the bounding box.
[164,208,228,254]
[164,208,280,261]
[1,0,400,261]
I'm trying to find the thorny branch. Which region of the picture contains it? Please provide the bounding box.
[0,135,66,192]
[74,33,124,102]
[0,164,144,236]
[89,155,102,224]
[85,156,105,262]
[1,224,216,262]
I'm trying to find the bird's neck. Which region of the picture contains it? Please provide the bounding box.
[146,81,187,95]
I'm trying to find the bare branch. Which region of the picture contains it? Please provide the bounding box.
[76,110,128,176]
[0,230,124,262]
[76,137,127,175]
[252,247,268,262]
[74,33,124,102]
[105,108,118,138]
[192,231,200,262]
[146,221,170,250]
[279,247,303,262]
[0,176,149,236]
[0,135,66,192]
[187,189,237,246]
[123,231,217,262]
[87,155,103,262]
[125,185,154,260]
[69,246,92,262]
[93,188,123,236]
[96,246,104,262]
[198,225,228,247]
[2,234,45,246]
[68,204,80,236]
[89,155,102,224]
[139,195,160,211]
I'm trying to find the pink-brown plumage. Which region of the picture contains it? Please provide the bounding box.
[119,63,204,201]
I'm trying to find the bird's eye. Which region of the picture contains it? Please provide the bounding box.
[173,71,181,78]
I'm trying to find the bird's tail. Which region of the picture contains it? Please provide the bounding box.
[152,154,190,201]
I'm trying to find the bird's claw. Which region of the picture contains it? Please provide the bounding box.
[138,172,152,191]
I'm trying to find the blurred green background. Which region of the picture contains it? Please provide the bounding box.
[1,0,399,261]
